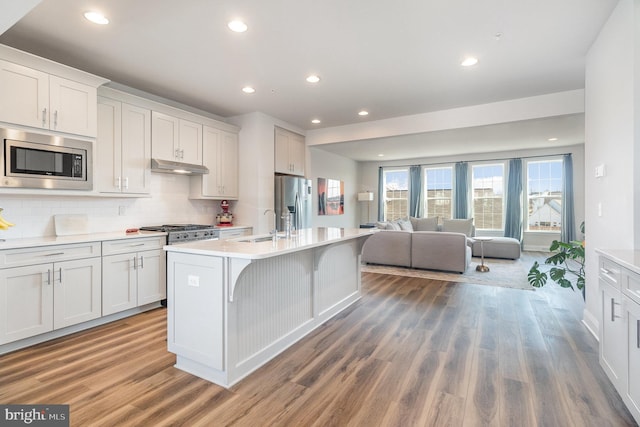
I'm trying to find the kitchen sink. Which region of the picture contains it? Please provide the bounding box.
[235,234,285,243]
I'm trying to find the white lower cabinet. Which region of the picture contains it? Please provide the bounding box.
[102,237,166,316]
[0,242,102,345]
[598,252,640,425]
[627,300,640,417]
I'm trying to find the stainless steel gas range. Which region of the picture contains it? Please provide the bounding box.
[139,224,220,244]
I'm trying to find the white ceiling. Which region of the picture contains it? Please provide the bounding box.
[0,0,617,159]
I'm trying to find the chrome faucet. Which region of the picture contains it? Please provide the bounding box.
[264,209,277,243]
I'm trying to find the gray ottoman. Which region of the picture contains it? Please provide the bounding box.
[471,237,521,259]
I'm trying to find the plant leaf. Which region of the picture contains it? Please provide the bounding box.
[528,262,547,288]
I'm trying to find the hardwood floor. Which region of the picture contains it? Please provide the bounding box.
[1,272,637,426]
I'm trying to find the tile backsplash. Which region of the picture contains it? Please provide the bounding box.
[0,174,225,239]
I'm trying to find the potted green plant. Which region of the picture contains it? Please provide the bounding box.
[528,222,585,297]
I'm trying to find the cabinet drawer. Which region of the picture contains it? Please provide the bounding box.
[624,272,640,305]
[0,242,101,269]
[599,258,621,288]
[102,236,165,255]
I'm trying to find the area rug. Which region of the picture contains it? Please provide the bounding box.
[361,252,550,290]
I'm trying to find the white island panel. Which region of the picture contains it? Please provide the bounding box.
[165,227,373,388]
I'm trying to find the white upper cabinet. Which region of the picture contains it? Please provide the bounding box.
[152,111,202,165]
[0,59,98,137]
[97,96,151,195]
[191,125,239,199]
[274,126,305,176]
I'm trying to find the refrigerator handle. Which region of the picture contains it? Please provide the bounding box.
[294,192,301,230]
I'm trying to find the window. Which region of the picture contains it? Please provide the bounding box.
[382,168,408,221]
[423,166,453,220]
[527,159,563,232]
[472,164,504,230]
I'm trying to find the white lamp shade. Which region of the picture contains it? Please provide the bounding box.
[357,192,374,202]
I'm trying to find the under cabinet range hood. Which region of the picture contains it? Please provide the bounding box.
[150,158,209,175]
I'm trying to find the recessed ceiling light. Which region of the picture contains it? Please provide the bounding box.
[84,11,109,25]
[358,110,369,116]
[242,86,255,94]
[311,119,321,124]
[377,154,384,157]
[548,137,558,141]
[306,75,321,83]
[461,57,478,67]
[228,20,248,33]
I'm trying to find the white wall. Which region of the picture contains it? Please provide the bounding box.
[583,0,638,336]
[310,147,359,228]
[0,174,219,238]
[358,144,585,250]
[229,112,307,234]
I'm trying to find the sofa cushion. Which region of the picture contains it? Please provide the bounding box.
[410,216,439,231]
[411,231,469,273]
[361,230,412,267]
[442,218,474,237]
[471,237,521,259]
[397,219,413,231]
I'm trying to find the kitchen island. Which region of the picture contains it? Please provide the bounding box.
[164,227,373,388]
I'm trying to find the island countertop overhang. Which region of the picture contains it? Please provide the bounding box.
[163,227,375,260]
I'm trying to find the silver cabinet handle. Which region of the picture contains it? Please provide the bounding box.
[46,269,51,285]
[124,177,129,190]
[57,268,62,284]
[600,267,610,274]
[128,243,145,247]
[54,110,58,128]
[42,108,47,127]
[43,252,65,257]
[611,298,622,321]
[133,256,137,270]
[116,176,121,190]
[139,255,144,269]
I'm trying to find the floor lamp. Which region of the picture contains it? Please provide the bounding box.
[357,191,374,224]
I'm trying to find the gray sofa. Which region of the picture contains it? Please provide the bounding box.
[361,230,472,273]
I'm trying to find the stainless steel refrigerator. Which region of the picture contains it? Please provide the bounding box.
[275,175,312,232]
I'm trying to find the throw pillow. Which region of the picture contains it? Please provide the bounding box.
[376,221,388,230]
[385,221,402,231]
[410,216,439,231]
[397,219,413,231]
[442,218,474,237]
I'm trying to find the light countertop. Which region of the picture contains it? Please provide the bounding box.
[164,227,374,260]
[596,248,640,275]
[0,230,167,250]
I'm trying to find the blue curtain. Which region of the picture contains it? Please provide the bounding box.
[561,154,575,242]
[409,166,423,218]
[454,162,468,218]
[377,167,384,221]
[504,158,523,240]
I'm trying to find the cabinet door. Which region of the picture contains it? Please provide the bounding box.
[137,249,166,306]
[49,75,97,137]
[53,258,101,329]
[274,127,305,176]
[200,125,222,197]
[97,97,122,193]
[601,281,627,389]
[121,103,151,194]
[151,111,179,161]
[0,60,49,130]
[0,264,53,345]
[102,253,137,316]
[179,119,203,165]
[220,131,239,198]
[274,127,291,174]
[627,300,640,418]
[288,132,306,176]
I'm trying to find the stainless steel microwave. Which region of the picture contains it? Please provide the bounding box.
[0,128,92,190]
